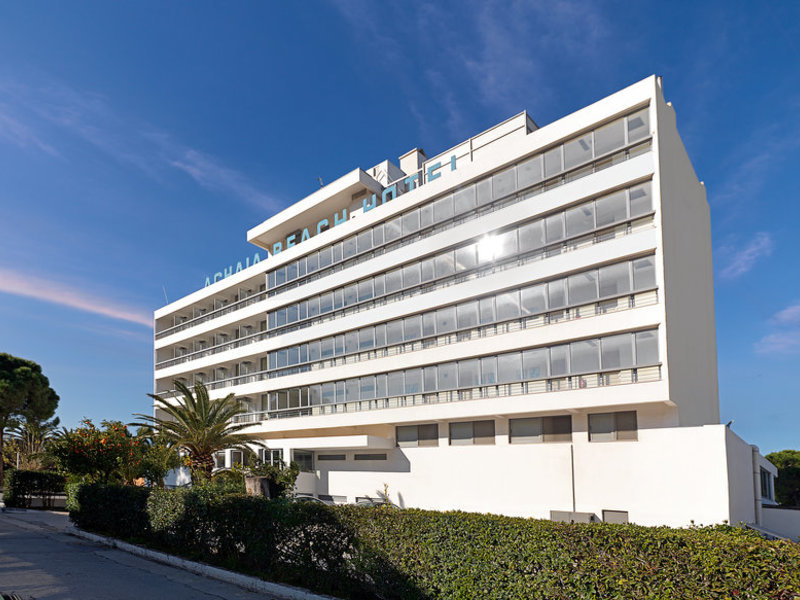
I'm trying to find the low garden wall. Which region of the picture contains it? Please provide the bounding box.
[69,483,800,600]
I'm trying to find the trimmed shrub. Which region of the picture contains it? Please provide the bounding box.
[72,485,800,600]
[70,483,150,539]
[3,469,65,509]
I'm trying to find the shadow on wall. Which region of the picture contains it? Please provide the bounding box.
[315,449,411,504]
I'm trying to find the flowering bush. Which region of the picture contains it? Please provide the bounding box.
[50,419,143,483]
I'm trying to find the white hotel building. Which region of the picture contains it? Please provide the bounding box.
[154,76,780,529]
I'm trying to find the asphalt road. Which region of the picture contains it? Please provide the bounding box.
[0,509,275,599]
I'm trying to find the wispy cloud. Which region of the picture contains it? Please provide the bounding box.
[0,266,152,328]
[0,106,60,156]
[773,303,800,325]
[755,331,800,354]
[0,76,278,211]
[717,232,773,280]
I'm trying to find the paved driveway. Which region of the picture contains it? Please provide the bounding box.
[0,510,275,599]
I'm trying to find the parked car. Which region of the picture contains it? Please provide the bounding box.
[354,497,400,509]
[292,494,332,505]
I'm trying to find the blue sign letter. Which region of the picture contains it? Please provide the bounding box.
[382,184,397,204]
[426,162,442,182]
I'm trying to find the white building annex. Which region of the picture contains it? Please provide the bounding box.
[154,75,780,529]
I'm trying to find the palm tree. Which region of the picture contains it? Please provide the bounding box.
[134,381,260,481]
[8,416,60,470]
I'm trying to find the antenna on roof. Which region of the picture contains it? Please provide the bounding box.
[318,177,324,187]
[162,285,169,304]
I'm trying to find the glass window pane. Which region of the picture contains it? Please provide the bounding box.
[318,247,332,268]
[373,224,384,247]
[544,147,562,178]
[319,292,333,314]
[449,422,473,446]
[629,182,652,217]
[344,284,358,307]
[375,324,386,347]
[321,382,335,404]
[545,214,564,243]
[599,263,631,297]
[359,327,374,351]
[403,262,421,288]
[387,320,403,345]
[397,425,417,447]
[510,417,542,444]
[404,368,422,394]
[496,291,520,320]
[566,204,595,236]
[385,216,402,242]
[564,133,593,170]
[589,413,615,442]
[387,371,404,396]
[334,334,344,355]
[435,252,455,278]
[332,242,342,264]
[346,378,359,401]
[635,331,659,365]
[343,236,357,259]
[433,194,454,223]
[287,304,298,323]
[474,420,495,444]
[454,186,476,215]
[492,167,516,199]
[544,415,573,442]
[307,296,320,318]
[568,271,598,304]
[333,289,344,310]
[480,356,497,385]
[423,312,436,337]
[423,366,437,392]
[616,411,638,440]
[479,297,495,325]
[358,280,373,302]
[594,118,625,156]
[436,306,457,333]
[359,376,375,400]
[321,337,334,359]
[403,210,420,234]
[288,346,299,365]
[457,300,479,329]
[627,108,650,143]
[385,269,403,294]
[519,220,546,251]
[548,279,566,309]
[595,191,628,227]
[521,284,548,314]
[495,229,518,259]
[357,230,372,254]
[550,344,570,376]
[421,257,435,282]
[455,245,477,272]
[376,374,387,398]
[517,155,542,187]
[633,257,656,290]
[306,252,319,273]
[420,204,434,229]
[438,362,458,389]
[497,352,522,383]
[373,274,385,297]
[418,423,439,446]
[601,333,634,369]
[404,315,422,341]
[476,179,492,207]
[459,358,480,387]
[571,339,600,373]
[523,348,548,379]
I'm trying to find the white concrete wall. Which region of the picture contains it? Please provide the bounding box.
[654,79,720,427]
[295,420,744,527]
[725,427,757,525]
[762,507,800,541]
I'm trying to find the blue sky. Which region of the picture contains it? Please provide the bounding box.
[0,1,798,453]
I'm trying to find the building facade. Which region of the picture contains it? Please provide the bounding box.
[154,75,776,528]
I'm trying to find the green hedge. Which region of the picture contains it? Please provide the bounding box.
[71,484,800,600]
[69,483,151,540]
[3,469,65,509]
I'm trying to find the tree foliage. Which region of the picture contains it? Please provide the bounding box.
[6,416,60,470]
[49,419,142,484]
[135,381,261,482]
[766,449,800,506]
[0,353,59,481]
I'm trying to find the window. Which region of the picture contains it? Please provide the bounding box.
[629,182,652,217]
[570,339,600,373]
[318,454,345,461]
[568,271,598,304]
[354,453,387,461]
[627,108,650,143]
[595,191,628,227]
[566,204,594,236]
[436,306,457,333]
[497,352,522,383]
[449,420,495,445]
[292,449,315,471]
[564,133,592,170]
[635,331,659,365]
[396,423,439,447]
[517,155,542,187]
[521,284,547,314]
[599,263,631,297]
[492,167,516,199]
[454,187,476,215]
[601,333,634,369]
[760,468,774,500]
[509,416,572,443]
[632,256,656,290]
[544,147,562,177]
[588,411,637,441]
[522,348,549,379]
[594,118,625,156]
[459,359,480,387]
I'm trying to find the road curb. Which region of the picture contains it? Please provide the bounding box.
[67,526,341,600]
